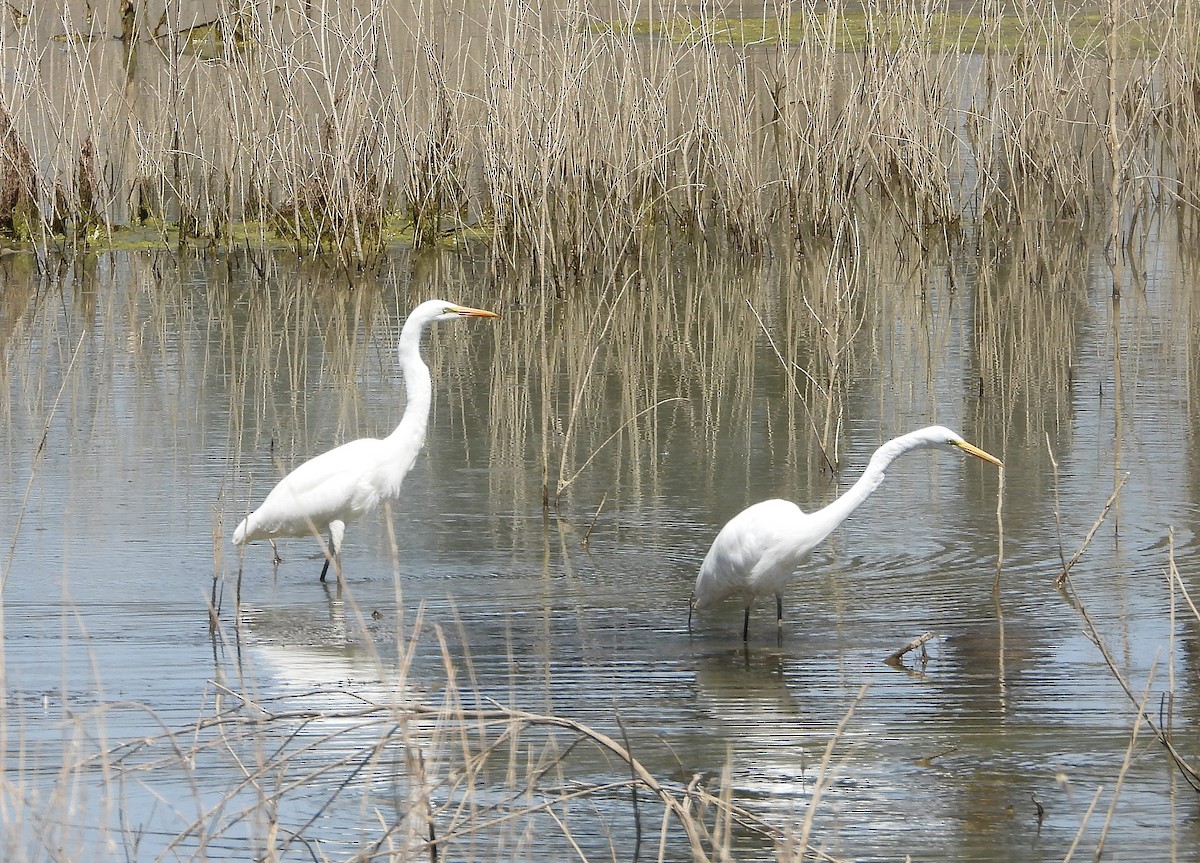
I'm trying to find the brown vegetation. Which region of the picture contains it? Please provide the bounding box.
[0,1,1190,268]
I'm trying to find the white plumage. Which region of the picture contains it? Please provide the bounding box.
[691,426,1003,640]
[233,299,499,581]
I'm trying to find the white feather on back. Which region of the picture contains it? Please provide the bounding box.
[693,499,807,608]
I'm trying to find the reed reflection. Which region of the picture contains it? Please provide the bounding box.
[0,228,1195,861]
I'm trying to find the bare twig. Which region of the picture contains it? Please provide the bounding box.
[1095,654,1157,859]
[3,330,88,591]
[581,491,607,548]
[1054,472,1129,587]
[1063,581,1200,792]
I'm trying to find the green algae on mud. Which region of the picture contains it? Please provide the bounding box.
[26,219,492,257]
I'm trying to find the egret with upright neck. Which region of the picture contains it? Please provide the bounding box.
[690,426,1003,641]
[232,300,499,581]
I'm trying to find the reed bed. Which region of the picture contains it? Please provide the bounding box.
[0,0,1191,268]
[0,193,1161,520]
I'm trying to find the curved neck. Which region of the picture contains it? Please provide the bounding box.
[387,317,433,443]
[805,432,924,546]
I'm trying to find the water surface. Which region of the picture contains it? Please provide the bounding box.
[1,236,1198,861]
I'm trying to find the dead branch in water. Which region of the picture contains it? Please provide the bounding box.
[884,630,937,666]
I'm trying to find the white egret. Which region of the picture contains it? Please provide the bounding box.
[690,425,1003,641]
[232,300,499,581]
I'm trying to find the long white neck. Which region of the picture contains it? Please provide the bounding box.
[385,316,434,450]
[803,431,930,548]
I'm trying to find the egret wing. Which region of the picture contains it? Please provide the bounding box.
[248,438,386,537]
[693,499,804,608]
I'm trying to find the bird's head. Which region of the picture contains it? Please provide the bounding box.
[408,299,501,326]
[439,303,500,322]
[928,425,1003,466]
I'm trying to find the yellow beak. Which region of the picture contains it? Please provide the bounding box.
[453,305,500,319]
[954,439,1003,467]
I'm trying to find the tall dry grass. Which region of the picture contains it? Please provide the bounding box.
[0,0,1189,268]
[3,589,867,862]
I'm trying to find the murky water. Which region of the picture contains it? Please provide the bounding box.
[2,231,1199,861]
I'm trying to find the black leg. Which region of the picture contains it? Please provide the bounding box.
[742,606,750,642]
[320,520,346,583]
[776,593,784,625]
[319,523,343,583]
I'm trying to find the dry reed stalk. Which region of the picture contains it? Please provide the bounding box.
[1046,435,1068,572]
[1061,785,1106,863]
[790,683,867,861]
[1094,656,1158,859]
[1053,472,1129,588]
[1157,2,1200,239]
[859,0,960,228]
[209,506,224,632]
[412,698,714,859]
[278,5,391,262]
[1061,574,1200,792]
[557,396,685,503]
[480,0,676,276]
[0,0,1183,261]
[808,225,862,463]
[550,278,694,505]
[1,331,87,593]
[552,281,628,504]
[680,777,851,862]
[759,220,867,473]
[20,590,861,863]
[972,215,1088,441]
[483,250,792,517]
[747,298,833,473]
[968,2,1105,222]
[1106,0,1123,285]
[1168,529,1200,627]
[993,461,1008,700]
[0,331,89,860]
[771,0,864,239]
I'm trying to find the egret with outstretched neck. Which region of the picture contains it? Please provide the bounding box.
[232,300,499,581]
[689,426,1003,641]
